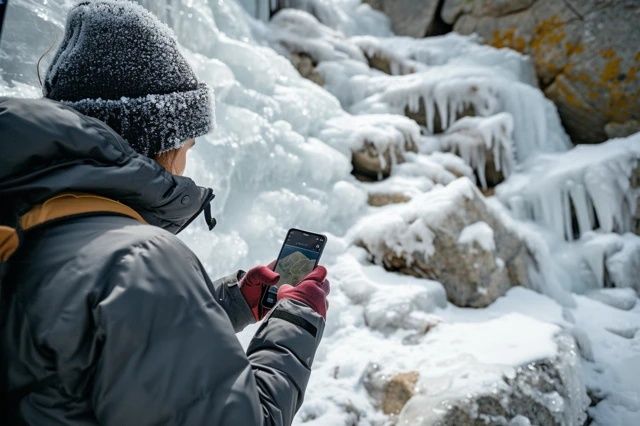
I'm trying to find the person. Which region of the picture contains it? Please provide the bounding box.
[0,1,330,425]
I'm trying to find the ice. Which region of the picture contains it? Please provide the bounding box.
[347,67,570,162]
[264,0,393,37]
[458,221,495,252]
[498,135,640,241]
[607,233,640,293]
[587,288,637,311]
[441,113,515,188]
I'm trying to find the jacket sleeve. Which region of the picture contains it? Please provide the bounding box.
[91,232,324,426]
[209,270,255,332]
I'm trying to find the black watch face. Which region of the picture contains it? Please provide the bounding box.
[261,286,279,309]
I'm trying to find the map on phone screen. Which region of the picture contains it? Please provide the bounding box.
[274,229,325,285]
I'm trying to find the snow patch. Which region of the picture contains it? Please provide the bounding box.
[458,221,496,252]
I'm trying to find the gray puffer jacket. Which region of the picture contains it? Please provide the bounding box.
[0,97,324,425]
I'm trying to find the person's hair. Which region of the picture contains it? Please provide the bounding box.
[37,39,58,87]
[154,148,181,175]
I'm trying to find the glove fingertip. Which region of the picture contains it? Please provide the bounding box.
[321,279,331,294]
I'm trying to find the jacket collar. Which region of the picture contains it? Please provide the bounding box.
[0,97,213,234]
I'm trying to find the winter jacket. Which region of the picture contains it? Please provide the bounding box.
[0,97,325,425]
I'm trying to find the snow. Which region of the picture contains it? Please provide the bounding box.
[3,0,640,424]
[458,221,495,252]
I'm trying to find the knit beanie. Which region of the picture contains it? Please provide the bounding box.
[43,0,213,158]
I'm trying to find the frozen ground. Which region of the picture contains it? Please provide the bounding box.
[2,0,639,424]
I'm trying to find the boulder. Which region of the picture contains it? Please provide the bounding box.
[353,177,532,307]
[441,0,640,144]
[400,332,588,425]
[363,318,589,425]
[363,0,446,38]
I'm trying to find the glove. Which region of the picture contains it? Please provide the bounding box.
[278,265,330,319]
[239,264,280,321]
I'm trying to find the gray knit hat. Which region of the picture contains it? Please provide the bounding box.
[43,0,214,157]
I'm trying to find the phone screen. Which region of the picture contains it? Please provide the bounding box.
[274,229,326,286]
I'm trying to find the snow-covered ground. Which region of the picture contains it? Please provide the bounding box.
[2,0,639,424]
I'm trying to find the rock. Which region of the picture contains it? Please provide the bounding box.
[398,332,589,425]
[363,366,420,416]
[441,0,640,144]
[363,50,416,76]
[383,372,419,415]
[363,0,446,38]
[367,191,411,206]
[289,52,325,86]
[605,119,640,139]
[353,177,532,307]
[351,139,411,181]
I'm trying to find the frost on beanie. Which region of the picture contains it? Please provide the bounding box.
[43,0,214,158]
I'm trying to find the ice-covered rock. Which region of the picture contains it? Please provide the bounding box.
[352,33,537,84]
[263,8,367,68]
[349,67,570,163]
[360,151,474,205]
[352,177,532,307]
[498,134,640,242]
[440,113,515,188]
[319,113,420,180]
[332,253,447,332]
[442,0,640,144]
[362,315,588,425]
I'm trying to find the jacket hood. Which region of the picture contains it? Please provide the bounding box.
[0,97,213,234]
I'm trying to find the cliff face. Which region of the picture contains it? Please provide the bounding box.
[365,0,640,144]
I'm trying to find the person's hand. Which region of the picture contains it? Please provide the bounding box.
[239,263,279,321]
[278,266,330,319]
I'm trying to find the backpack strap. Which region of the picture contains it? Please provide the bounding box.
[0,226,19,262]
[20,192,146,230]
[1,192,145,272]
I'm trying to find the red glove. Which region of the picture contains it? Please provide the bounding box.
[239,264,280,321]
[278,266,330,319]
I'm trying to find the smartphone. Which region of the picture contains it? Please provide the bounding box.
[261,228,327,309]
